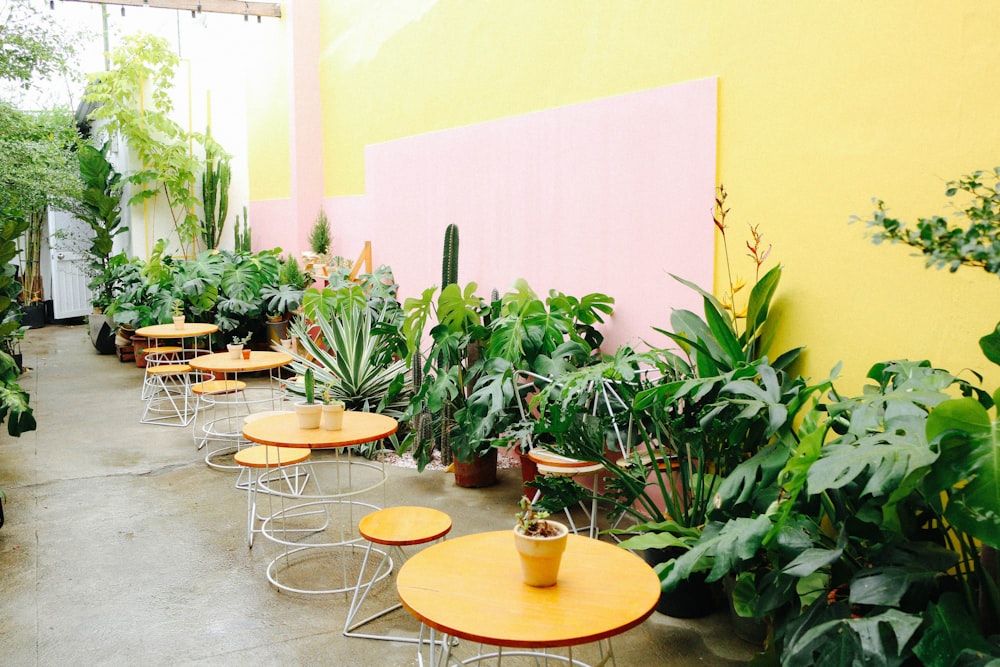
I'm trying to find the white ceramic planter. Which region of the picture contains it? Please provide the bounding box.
[173,316,185,330]
[513,520,569,587]
[227,344,242,359]
[321,402,345,430]
[295,402,322,429]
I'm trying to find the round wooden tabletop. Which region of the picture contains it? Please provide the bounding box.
[135,322,219,338]
[396,531,660,649]
[189,350,292,373]
[241,411,398,449]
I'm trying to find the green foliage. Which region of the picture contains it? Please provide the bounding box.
[0,217,33,437]
[514,495,552,536]
[284,282,409,459]
[303,368,315,404]
[663,360,1000,664]
[278,254,310,291]
[85,34,223,257]
[860,169,1000,276]
[77,142,127,309]
[0,0,80,89]
[308,209,331,255]
[234,206,251,253]
[398,279,614,469]
[200,127,230,250]
[0,103,81,226]
[106,244,280,335]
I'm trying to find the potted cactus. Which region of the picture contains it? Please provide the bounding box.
[294,368,322,429]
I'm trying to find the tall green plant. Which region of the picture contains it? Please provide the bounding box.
[308,209,331,256]
[234,206,251,253]
[77,142,127,310]
[200,127,230,251]
[442,223,458,287]
[665,361,1000,665]
[85,34,220,258]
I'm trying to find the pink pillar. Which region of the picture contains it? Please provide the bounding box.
[253,1,324,255]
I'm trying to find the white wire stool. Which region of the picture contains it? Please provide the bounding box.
[233,444,315,548]
[344,506,452,646]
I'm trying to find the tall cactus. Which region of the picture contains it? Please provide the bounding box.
[439,224,460,465]
[442,223,459,287]
[201,128,230,250]
[234,206,251,253]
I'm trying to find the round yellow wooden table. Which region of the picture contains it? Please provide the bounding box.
[396,530,660,665]
[241,410,399,594]
[188,350,292,374]
[188,350,294,470]
[242,410,398,449]
[136,322,218,343]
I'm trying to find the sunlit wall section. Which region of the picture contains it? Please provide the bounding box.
[316,0,1000,391]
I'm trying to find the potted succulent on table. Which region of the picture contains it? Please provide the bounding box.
[320,387,345,431]
[513,495,569,587]
[294,368,322,429]
[171,299,185,329]
[227,332,251,359]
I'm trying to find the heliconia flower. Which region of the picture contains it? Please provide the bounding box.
[719,295,748,319]
[714,185,729,232]
[731,276,747,294]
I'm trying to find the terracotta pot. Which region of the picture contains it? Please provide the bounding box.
[241,349,251,360]
[131,335,149,368]
[517,447,539,498]
[454,448,498,488]
[513,520,569,587]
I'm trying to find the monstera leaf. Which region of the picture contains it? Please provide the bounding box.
[926,397,1000,550]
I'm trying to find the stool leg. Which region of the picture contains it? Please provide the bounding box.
[343,541,398,638]
[246,467,258,548]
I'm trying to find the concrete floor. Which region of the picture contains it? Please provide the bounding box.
[0,323,758,666]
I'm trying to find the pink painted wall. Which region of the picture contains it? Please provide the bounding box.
[250,1,325,257]
[328,78,717,351]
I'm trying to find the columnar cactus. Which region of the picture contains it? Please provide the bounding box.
[442,223,459,287]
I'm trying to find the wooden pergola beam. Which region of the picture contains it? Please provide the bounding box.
[59,0,282,19]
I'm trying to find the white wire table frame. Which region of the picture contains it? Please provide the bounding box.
[242,410,398,595]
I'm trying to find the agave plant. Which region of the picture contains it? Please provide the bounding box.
[285,297,410,419]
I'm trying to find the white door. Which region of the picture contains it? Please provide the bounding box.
[48,209,92,319]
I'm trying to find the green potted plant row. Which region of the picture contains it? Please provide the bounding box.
[399,277,613,486]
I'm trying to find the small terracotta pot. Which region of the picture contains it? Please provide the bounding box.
[241,349,251,360]
[454,448,499,488]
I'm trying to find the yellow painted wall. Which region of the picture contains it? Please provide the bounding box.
[306,0,1000,393]
[246,15,291,201]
